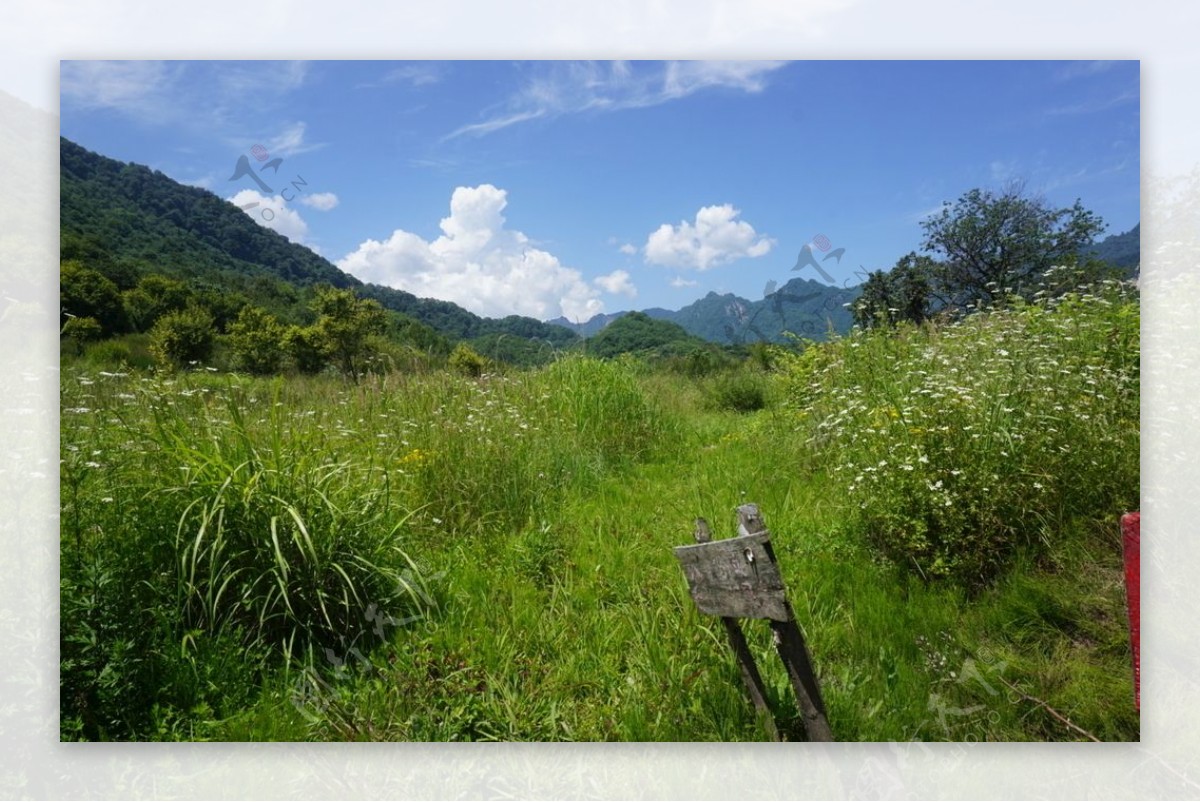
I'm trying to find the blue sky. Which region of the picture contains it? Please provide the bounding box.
[60,59,1140,322]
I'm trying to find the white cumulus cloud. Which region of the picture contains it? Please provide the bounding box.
[618,243,637,255]
[644,204,774,271]
[594,269,637,298]
[299,192,339,210]
[228,188,311,244]
[337,184,604,321]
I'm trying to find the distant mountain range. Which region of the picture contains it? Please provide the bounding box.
[553,278,860,344]
[554,225,1140,345]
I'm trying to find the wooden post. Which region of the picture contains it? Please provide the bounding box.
[694,518,780,742]
[1122,512,1140,711]
[736,504,833,742]
[674,505,833,742]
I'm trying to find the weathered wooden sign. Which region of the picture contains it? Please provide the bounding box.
[673,531,791,622]
[675,504,833,742]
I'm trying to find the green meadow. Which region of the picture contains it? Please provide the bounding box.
[60,278,1139,742]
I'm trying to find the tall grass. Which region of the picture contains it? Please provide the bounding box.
[60,356,683,739]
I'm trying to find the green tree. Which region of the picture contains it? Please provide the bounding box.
[227,305,287,375]
[851,271,895,329]
[889,252,934,325]
[150,305,215,369]
[60,260,126,334]
[61,316,103,355]
[311,287,387,380]
[284,325,328,374]
[121,275,193,332]
[920,183,1106,310]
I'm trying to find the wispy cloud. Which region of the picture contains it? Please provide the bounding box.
[217,60,308,98]
[444,60,788,140]
[263,121,325,157]
[448,109,547,140]
[1055,60,1121,81]
[990,158,1019,182]
[1046,88,1138,116]
[299,192,339,211]
[60,60,180,121]
[360,63,443,89]
[906,202,948,223]
[61,60,311,133]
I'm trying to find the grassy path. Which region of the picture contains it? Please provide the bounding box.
[219,396,1136,742]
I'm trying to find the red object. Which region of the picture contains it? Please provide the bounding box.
[1122,512,1140,711]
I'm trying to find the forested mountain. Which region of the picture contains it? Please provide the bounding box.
[1085,223,1140,276]
[585,311,711,359]
[59,138,578,349]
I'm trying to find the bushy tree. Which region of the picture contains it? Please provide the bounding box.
[61,316,103,354]
[852,254,934,330]
[150,305,215,369]
[121,275,193,332]
[448,342,488,377]
[921,183,1105,310]
[60,260,126,334]
[311,286,386,380]
[284,325,328,375]
[227,305,287,375]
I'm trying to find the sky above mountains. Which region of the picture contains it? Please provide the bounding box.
[60,59,1140,321]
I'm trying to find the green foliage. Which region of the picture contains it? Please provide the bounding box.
[60,373,436,739]
[228,305,288,375]
[921,184,1107,310]
[448,342,487,377]
[122,274,194,332]
[61,342,1137,742]
[852,254,934,330]
[62,316,103,353]
[311,286,387,380]
[705,369,770,413]
[284,325,328,375]
[61,259,127,334]
[778,278,1139,583]
[150,305,216,369]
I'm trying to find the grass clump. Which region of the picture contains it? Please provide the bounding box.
[60,372,434,739]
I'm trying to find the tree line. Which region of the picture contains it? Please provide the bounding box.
[851,183,1132,330]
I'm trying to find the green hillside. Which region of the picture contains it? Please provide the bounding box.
[59,137,579,363]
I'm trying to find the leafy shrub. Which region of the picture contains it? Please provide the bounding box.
[62,316,103,354]
[448,342,488,377]
[537,356,678,466]
[707,369,769,412]
[150,305,216,368]
[776,278,1139,583]
[227,305,287,375]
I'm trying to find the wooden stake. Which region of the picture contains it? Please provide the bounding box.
[736,505,834,742]
[694,518,780,741]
